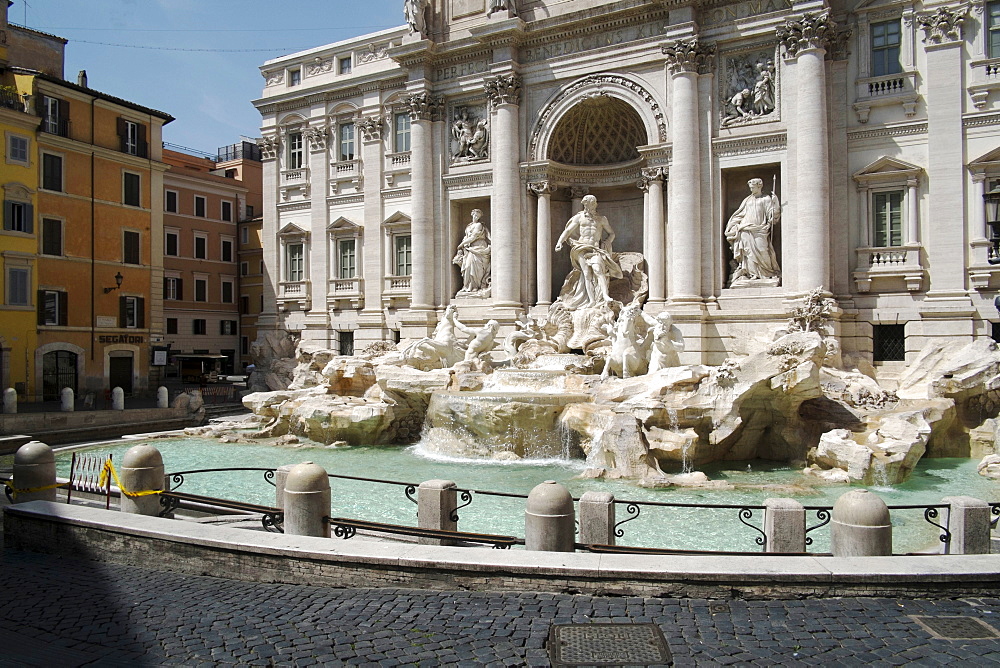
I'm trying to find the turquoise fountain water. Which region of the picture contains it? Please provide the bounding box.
[11,434,996,554]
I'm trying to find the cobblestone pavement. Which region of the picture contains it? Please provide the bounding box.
[3,549,1000,666]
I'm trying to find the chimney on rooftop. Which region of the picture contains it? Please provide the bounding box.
[77,70,87,87]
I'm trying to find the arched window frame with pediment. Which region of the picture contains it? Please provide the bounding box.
[381,211,411,307]
[852,0,920,123]
[278,114,309,201]
[852,156,925,293]
[277,222,311,307]
[967,147,1000,288]
[327,216,363,309]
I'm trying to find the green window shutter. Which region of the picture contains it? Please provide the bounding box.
[23,203,33,234]
[3,200,11,231]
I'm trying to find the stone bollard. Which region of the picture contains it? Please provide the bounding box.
[12,441,57,503]
[274,463,296,509]
[943,496,991,555]
[120,445,164,516]
[284,462,331,537]
[60,387,74,412]
[831,489,892,556]
[764,498,806,553]
[157,386,169,409]
[525,480,576,552]
[417,479,458,546]
[578,491,616,546]
[111,387,125,410]
[3,387,17,414]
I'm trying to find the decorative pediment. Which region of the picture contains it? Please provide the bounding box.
[328,216,361,233]
[969,147,1000,172]
[278,222,310,239]
[2,182,35,201]
[853,156,922,184]
[383,211,411,226]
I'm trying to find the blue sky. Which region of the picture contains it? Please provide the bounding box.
[17,1,400,154]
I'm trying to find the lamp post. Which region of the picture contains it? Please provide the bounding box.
[103,271,124,294]
[985,185,1000,264]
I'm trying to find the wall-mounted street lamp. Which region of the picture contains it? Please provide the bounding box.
[985,185,1000,265]
[103,271,124,294]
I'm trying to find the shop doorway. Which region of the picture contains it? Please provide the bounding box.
[42,350,78,401]
[109,355,134,394]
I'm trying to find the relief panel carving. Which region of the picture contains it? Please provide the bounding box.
[720,48,779,128]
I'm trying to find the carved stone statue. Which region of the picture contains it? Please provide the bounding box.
[404,0,428,36]
[464,319,500,363]
[554,195,623,310]
[725,178,781,287]
[452,109,489,162]
[601,305,648,380]
[648,312,685,372]
[488,0,517,16]
[401,304,476,369]
[453,209,491,297]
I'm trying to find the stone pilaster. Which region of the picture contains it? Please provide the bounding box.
[640,168,666,304]
[486,73,523,307]
[406,92,442,311]
[662,37,714,303]
[360,115,385,330]
[257,133,280,329]
[304,123,331,340]
[529,181,555,306]
[777,13,835,293]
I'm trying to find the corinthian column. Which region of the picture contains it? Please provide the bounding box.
[486,73,523,307]
[662,37,714,303]
[406,92,441,311]
[777,13,835,292]
[359,115,385,317]
[641,168,666,303]
[529,181,555,305]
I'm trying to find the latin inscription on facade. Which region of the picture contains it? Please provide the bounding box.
[452,0,485,19]
[702,0,795,26]
[436,59,489,82]
[521,22,668,64]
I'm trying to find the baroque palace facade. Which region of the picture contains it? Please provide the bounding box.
[254,0,1000,367]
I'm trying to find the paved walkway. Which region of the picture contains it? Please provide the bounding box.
[2,548,1000,666]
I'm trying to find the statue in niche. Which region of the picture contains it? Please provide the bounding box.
[403,0,428,36]
[401,304,477,370]
[453,209,491,297]
[722,58,776,127]
[725,177,782,287]
[554,195,623,310]
[452,109,489,162]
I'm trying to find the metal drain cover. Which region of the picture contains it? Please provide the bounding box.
[911,616,1000,640]
[548,623,671,666]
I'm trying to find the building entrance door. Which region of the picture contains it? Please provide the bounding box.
[109,356,134,394]
[42,351,77,401]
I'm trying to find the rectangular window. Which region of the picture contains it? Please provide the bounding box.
[871,20,902,77]
[394,113,411,152]
[6,267,29,305]
[339,123,355,162]
[873,190,904,247]
[873,324,906,362]
[220,320,237,335]
[120,296,144,328]
[240,261,249,276]
[165,190,178,213]
[7,134,28,164]
[166,317,178,334]
[122,119,139,155]
[123,230,140,265]
[241,226,249,244]
[221,239,233,262]
[246,204,255,219]
[339,331,354,356]
[240,295,250,313]
[222,280,234,303]
[339,56,352,74]
[394,234,412,276]
[195,278,207,302]
[193,319,206,335]
[287,132,303,169]
[165,230,179,257]
[42,153,62,191]
[164,277,182,300]
[241,336,250,355]
[222,201,233,222]
[339,239,356,279]
[3,200,32,233]
[39,290,66,326]
[42,96,64,135]
[42,219,62,255]
[123,172,141,207]
[194,234,207,259]
[289,69,301,86]
[286,243,304,281]
[990,1,1000,58]
[194,196,206,217]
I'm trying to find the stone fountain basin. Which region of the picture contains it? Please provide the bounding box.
[422,390,591,460]
[482,369,583,393]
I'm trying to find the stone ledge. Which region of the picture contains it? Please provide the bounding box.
[4,501,1000,599]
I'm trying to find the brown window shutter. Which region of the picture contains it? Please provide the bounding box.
[59,291,68,326]
[177,279,183,301]
[137,297,145,328]
[119,296,127,327]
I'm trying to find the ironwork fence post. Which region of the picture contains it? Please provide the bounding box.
[418,479,457,546]
[579,491,615,546]
[764,498,805,553]
[942,496,991,554]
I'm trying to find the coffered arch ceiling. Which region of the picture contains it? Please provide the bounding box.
[547,96,646,166]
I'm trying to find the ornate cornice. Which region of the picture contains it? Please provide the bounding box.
[327,194,365,205]
[304,126,328,152]
[484,73,522,106]
[712,131,786,158]
[276,201,311,213]
[382,188,412,200]
[661,37,716,75]
[406,92,444,121]
[528,181,556,196]
[358,115,384,141]
[258,135,280,161]
[443,172,493,191]
[776,12,837,58]
[963,113,1000,128]
[919,6,965,45]
[846,122,928,141]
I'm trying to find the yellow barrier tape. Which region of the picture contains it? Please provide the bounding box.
[3,479,67,499]
[98,461,162,499]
